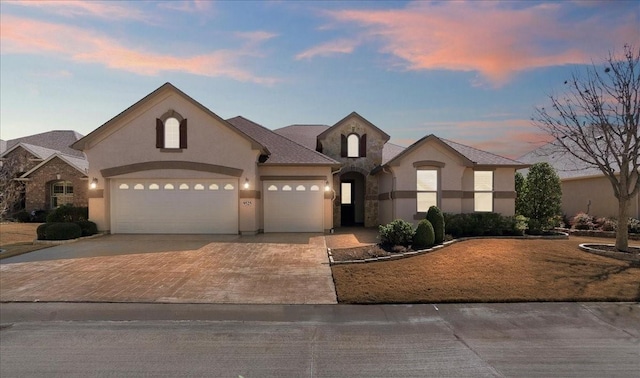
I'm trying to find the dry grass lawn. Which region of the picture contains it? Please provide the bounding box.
[0,223,48,259]
[331,237,640,303]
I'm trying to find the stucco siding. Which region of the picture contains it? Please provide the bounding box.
[561,176,639,219]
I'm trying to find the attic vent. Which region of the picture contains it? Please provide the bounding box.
[258,154,269,163]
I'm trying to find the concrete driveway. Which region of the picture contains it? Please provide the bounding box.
[0,234,337,304]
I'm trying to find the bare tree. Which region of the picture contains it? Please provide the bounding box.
[0,153,27,220]
[534,44,639,251]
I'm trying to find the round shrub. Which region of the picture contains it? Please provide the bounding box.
[629,218,640,234]
[571,212,594,230]
[426,206,445,244]
[31,209,50,223]
[36,223,51,240]
[379,219,414,247]
[75,220,98,237]
[413,219,435,249]
[13,211,31,223]
[44,222,82,240]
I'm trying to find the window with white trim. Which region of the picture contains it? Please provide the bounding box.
[416,169,438,212]
[474,171,493,212]
[347,134,359,157]
[164,117,180,148]
[51,181,73,208]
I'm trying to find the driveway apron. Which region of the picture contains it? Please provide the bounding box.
[0,234,337,304]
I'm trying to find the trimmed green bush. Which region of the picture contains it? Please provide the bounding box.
[75,220,98,237]
[31,209,49,223]
[521,162,562,233]
[44,222,82,240]
[444,213,526,238]
[379,219,414,247]
[46,205,88,223]
[13,211,31,223]
[36,223,51,240]
[413,219,435,249]
[426,206,445,244]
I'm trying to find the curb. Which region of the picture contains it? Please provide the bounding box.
[328,232,569,265]
[579,243,640,263]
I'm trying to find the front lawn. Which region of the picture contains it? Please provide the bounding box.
[331,237,640,303]
[0,222,49,259]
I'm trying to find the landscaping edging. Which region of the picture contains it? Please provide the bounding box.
[579,243,640,263]
[329,232,569,265]
[33,232,107,245]
[563,229,640,240]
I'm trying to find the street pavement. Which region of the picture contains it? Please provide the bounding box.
[1,302,638,377]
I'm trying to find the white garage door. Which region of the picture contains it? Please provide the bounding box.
[111,179,238,234]
[263,180,324,232]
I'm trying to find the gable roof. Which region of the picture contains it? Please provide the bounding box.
[5,130,84,158]
[383,134,526,168]
[317,112,390,141]
[72,82,268,154]
[19,153,89,179]
[273,124,330,150]
[226,116,340,166]
[0,142,61,160]
[518,142,605,180]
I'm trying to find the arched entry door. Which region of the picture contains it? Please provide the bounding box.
[340,171,365,226]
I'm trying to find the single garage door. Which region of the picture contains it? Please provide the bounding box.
[263,180,324,232]
[111,179,238,234]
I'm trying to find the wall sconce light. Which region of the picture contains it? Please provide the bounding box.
[243,178,250,190]
[90,177,98,189]
[324,180,331,192]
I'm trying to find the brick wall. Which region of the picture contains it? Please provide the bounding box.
[25,157,88,211]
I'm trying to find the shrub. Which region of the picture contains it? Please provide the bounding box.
[13,211,31,223]
[629,218,640,234]
[36,223,51,240]
[597,218,617,232]
[521,162,562,233]
[571,212,594,230]
[413,219,435,249]
[31,209,50,223]
[426,206,445,244]
[75,220,98,237]
[444,213,526,238]
[46,205,88,223]
[379,219,414,247]
[44,222,82,240]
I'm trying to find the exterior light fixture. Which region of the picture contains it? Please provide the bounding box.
[243,178,250,189]
[90,177,98,189]
[324,181,331,192]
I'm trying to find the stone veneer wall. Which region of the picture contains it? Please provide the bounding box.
[25,157,88,211]
[320,117,386,227]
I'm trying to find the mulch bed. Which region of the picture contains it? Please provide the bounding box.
[331,244,417,262]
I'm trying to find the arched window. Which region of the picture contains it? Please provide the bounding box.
[156,110,187,149]
[51,181,73,208]
[164,117,180,149]
[341,133,367,158]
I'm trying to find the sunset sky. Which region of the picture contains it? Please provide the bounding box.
[1,0,638,158]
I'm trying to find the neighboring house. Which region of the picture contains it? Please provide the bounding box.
[518,143,640,219]
[0,131,88,213]
[72,83,526,234]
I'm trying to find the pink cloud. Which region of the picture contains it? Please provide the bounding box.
[0,15,278,85]
[5,0,152,22]
[296,38,360,60]
[316,1,638,86]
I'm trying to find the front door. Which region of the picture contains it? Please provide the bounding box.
[340,180,355,226]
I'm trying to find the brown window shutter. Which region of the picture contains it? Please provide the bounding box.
[341,134,347,157]
[156,118,164,148]
[359,134,367,157]
[179,119,188,149]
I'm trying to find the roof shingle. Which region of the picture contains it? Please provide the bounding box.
[227,117,340,166]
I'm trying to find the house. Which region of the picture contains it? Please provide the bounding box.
[518,143,640,219]
[72,83,526,234]
[0,131,88,213]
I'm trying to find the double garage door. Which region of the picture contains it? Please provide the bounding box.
[111,179,325,234]
[111,179,238,234]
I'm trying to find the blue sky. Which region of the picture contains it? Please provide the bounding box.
[1,0,638,158]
